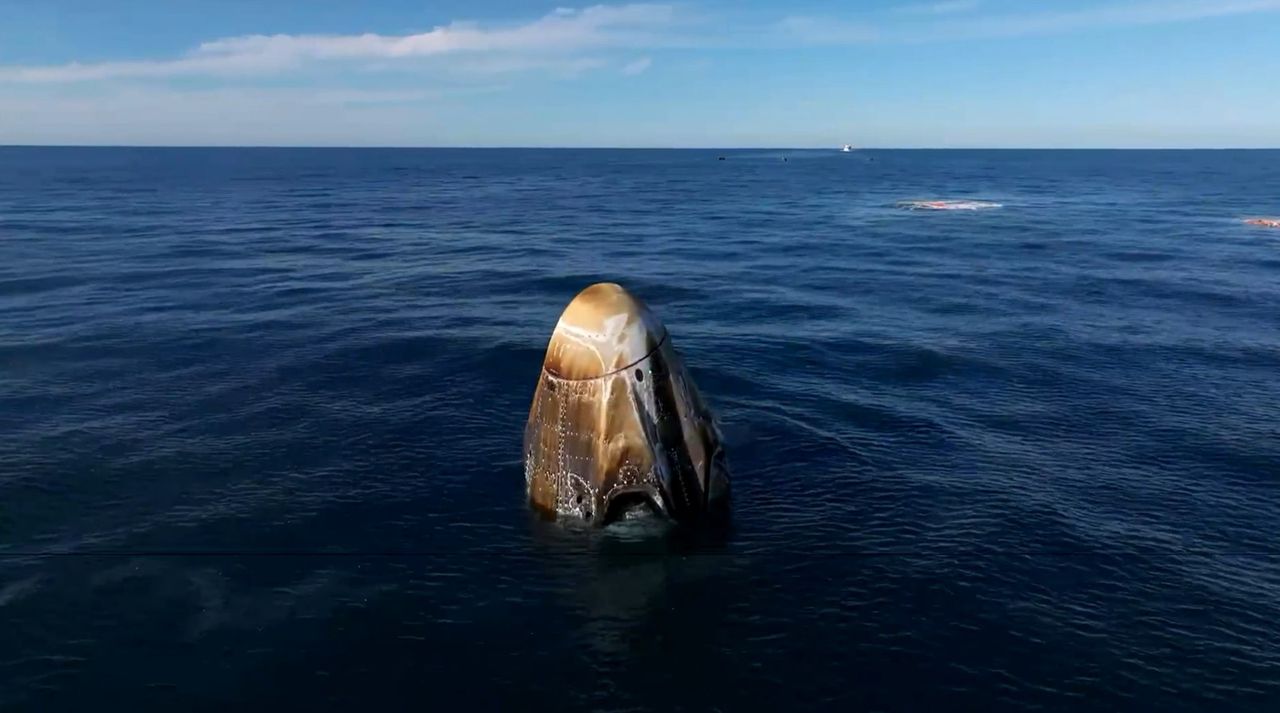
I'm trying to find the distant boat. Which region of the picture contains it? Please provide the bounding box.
[841,144,854,152]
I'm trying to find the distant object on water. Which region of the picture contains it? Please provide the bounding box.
[1244,217,1280,228]
[841,144,854,152]
[717,156,726,161]
[897,199,1003,211]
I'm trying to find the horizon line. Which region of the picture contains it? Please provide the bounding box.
[2,144,1279,151]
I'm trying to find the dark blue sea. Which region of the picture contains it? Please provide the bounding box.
[2,147,1278,711]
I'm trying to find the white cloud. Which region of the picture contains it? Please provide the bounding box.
[3,0,1279,149]
[621,56,652,75]
[5,0,1278,85]
[0,4,677,83]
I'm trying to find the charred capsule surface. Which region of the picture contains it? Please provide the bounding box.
[523,283,729,526]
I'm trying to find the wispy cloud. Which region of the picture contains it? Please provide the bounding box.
[5,1,1280,84]
[0,4,678,83]
[783,0,1280,45]
[449,55,610,77]
[0,83,528,146]
[3,1,1278,147]
[895,0,983,16]
[776,16,879,45]
[908,0,1280,41]
[621,56,652,75]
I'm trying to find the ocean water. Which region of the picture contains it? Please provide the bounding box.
[1,147,1278,711]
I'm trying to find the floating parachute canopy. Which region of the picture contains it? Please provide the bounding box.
[1244,218,1280,228]
[896,199,1003,211]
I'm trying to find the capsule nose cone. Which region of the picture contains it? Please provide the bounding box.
[543,282,668,380]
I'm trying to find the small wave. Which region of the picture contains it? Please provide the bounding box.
[897,199,1003,211]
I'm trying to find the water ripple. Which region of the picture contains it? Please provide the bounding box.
[2,147,1279,712]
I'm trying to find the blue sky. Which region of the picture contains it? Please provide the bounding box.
[2,0,1279,147]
